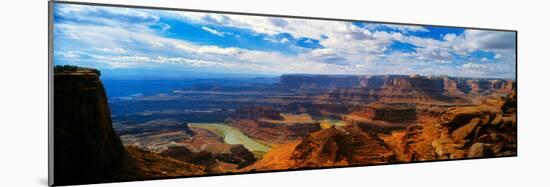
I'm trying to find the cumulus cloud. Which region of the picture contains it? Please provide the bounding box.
[443,30,516,53]
[53,4,516,79]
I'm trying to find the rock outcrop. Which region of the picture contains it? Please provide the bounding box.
[248,125,396,170]
[53,66,208,185]
[348,102,416,122]
[342,115,408,134]
[229,106,320,144]
[122,146,206,178]
[396,91,517,161]
[53,66,126,185]
[200,143,257,169]
[171,127,258,171]
[229,112,321,145]
[290,125,396,167]
[230,119,321,144]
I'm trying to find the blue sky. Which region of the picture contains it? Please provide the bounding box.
[53,4,516,79]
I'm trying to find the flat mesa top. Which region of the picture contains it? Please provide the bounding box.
[54,65,101,76]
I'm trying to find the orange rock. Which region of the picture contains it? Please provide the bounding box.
[451,118,481,142]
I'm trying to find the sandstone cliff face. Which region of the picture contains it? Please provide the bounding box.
[54,66,126,185]
[396,92,517,161]
[348,102,416,122]
[53,66,210,185]
[329,75,515,104]
[364,75,458,103]
[280,74,360,90]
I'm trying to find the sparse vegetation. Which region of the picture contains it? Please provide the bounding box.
[54,65,101,76]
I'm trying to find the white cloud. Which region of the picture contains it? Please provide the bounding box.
[157,23,171,31]
[54,4,516,78]
[415,46,454,62]
[462,62,484,70]
[149,41,165,48]
[95,47,127,53]
[174,10,483,69]
[460,62,515,78]
[201,26,225,36]
[376,24,429,33]
[54,51,82,58]
[280,38,290,43]
[443,30,516,53]
[55,4,160,28]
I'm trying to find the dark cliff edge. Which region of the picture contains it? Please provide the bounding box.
[53,66,206,185]
[53,66,125,185]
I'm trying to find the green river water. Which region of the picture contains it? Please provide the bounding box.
[188,123,272,153]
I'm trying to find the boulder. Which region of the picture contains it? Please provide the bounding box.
[467,143,492,158]
[452,118,481,142]
[443,106,496,129]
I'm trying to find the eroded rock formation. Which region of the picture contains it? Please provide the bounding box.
[290,125,397,167]
[229,106,321,144]
[328,75,514,104]
[395,92,517,161]
[248,125,396,170]
[348,102,417,122]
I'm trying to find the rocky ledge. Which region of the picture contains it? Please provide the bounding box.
[247,124,396,170]
[398,92,517,161]
[229,106,321,144]
[53,66,208,185]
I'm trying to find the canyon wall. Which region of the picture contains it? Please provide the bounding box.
[328,75,515,103]
[280,74,361,89]
[53,66,125,185]
[229,106,320,144]
[53,66,209,184]
[348,102,417,122]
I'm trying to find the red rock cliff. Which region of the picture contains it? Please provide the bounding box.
[53,66,125,185]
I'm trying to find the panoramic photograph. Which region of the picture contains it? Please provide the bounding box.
[52,3,517,185]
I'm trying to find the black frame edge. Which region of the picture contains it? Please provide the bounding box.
[47,0,519,186]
